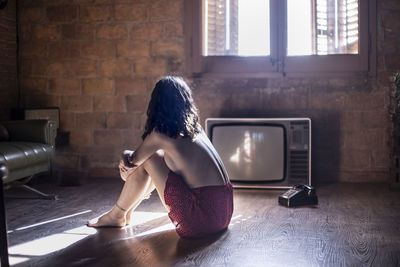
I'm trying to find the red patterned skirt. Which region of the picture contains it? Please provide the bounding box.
[164,171,234,238]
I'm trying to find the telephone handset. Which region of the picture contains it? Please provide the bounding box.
[278,184,318,207]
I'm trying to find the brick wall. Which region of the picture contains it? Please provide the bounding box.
[17,0,184,181]
[0,0,18,120]
[191,76,391,183]
[16,0,399,183]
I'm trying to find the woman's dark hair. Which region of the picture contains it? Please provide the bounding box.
[142,76,202,140]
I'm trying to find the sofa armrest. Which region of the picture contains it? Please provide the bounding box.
[1,120,57,146]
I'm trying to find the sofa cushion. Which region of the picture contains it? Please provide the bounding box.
[0,124,9,141]
[0,142,53,172]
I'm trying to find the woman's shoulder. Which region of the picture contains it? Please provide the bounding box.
[151,129,203,141]
[148,130,184,149]
[148,129,209,153]
[148,130,169,143]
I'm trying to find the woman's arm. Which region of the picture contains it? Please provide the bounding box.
[126,131,164,167]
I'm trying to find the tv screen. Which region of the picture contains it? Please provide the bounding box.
[211,124,285,182]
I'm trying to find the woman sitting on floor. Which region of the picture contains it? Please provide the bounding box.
[88,76,233,238]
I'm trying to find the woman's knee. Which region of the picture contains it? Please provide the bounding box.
[143,150,165,169]
[143,151,170,182]
[123,165,148,183]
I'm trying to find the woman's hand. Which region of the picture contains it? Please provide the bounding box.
[121,150,136,168]
[119,150,137,181]
[119,159,137,181]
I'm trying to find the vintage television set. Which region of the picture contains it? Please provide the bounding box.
[206,118,311,189]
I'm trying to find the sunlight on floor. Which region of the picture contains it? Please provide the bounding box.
[7,210,92,233]
[134,223,176,238]
[7,211,169,265]
[8,225,97,265]
[7,211,246,265]
[122,211,172,239]
[128,211,168,226]
[128,213,247,239]
[229,214,243,226]
[7,256,30,266]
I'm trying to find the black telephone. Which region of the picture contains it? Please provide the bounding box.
[278,184,318,207]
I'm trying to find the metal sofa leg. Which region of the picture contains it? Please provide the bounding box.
[21,185,57,200]
[7,176,58,200]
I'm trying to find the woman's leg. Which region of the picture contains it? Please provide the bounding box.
[125,151,171,224]
[88,151,170,227]
[141,151,170,206]
[88,165,153,227]
[125,180,155,225]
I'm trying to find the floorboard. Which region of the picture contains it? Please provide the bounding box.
[3,179,400,267]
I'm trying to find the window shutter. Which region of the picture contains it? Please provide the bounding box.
[206,0,226,55]
[205,0,238,56]
[339,0,358,53]
[316,0,358,55]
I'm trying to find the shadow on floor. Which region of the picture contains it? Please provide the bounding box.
[14,226,229,267]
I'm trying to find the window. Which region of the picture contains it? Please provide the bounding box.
[205,0,270,56]
[184,0,376,76]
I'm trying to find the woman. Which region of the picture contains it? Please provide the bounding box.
[88,76,233,238]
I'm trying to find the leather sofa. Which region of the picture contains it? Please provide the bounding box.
[0,120,56,265]
[0,120,56,186]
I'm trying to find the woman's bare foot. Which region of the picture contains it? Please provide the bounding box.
[87,205,126,228]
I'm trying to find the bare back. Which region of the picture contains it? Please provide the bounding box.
[162,130,229,188]
[131,129,229,189]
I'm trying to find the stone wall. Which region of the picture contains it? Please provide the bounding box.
[0,0,18,120]
[17,0,184,181]
[16,0,400,183]
[191,76,390,183]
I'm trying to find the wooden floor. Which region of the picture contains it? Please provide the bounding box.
[3,179,400,267]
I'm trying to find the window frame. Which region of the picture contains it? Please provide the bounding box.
[184,0,376,77]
